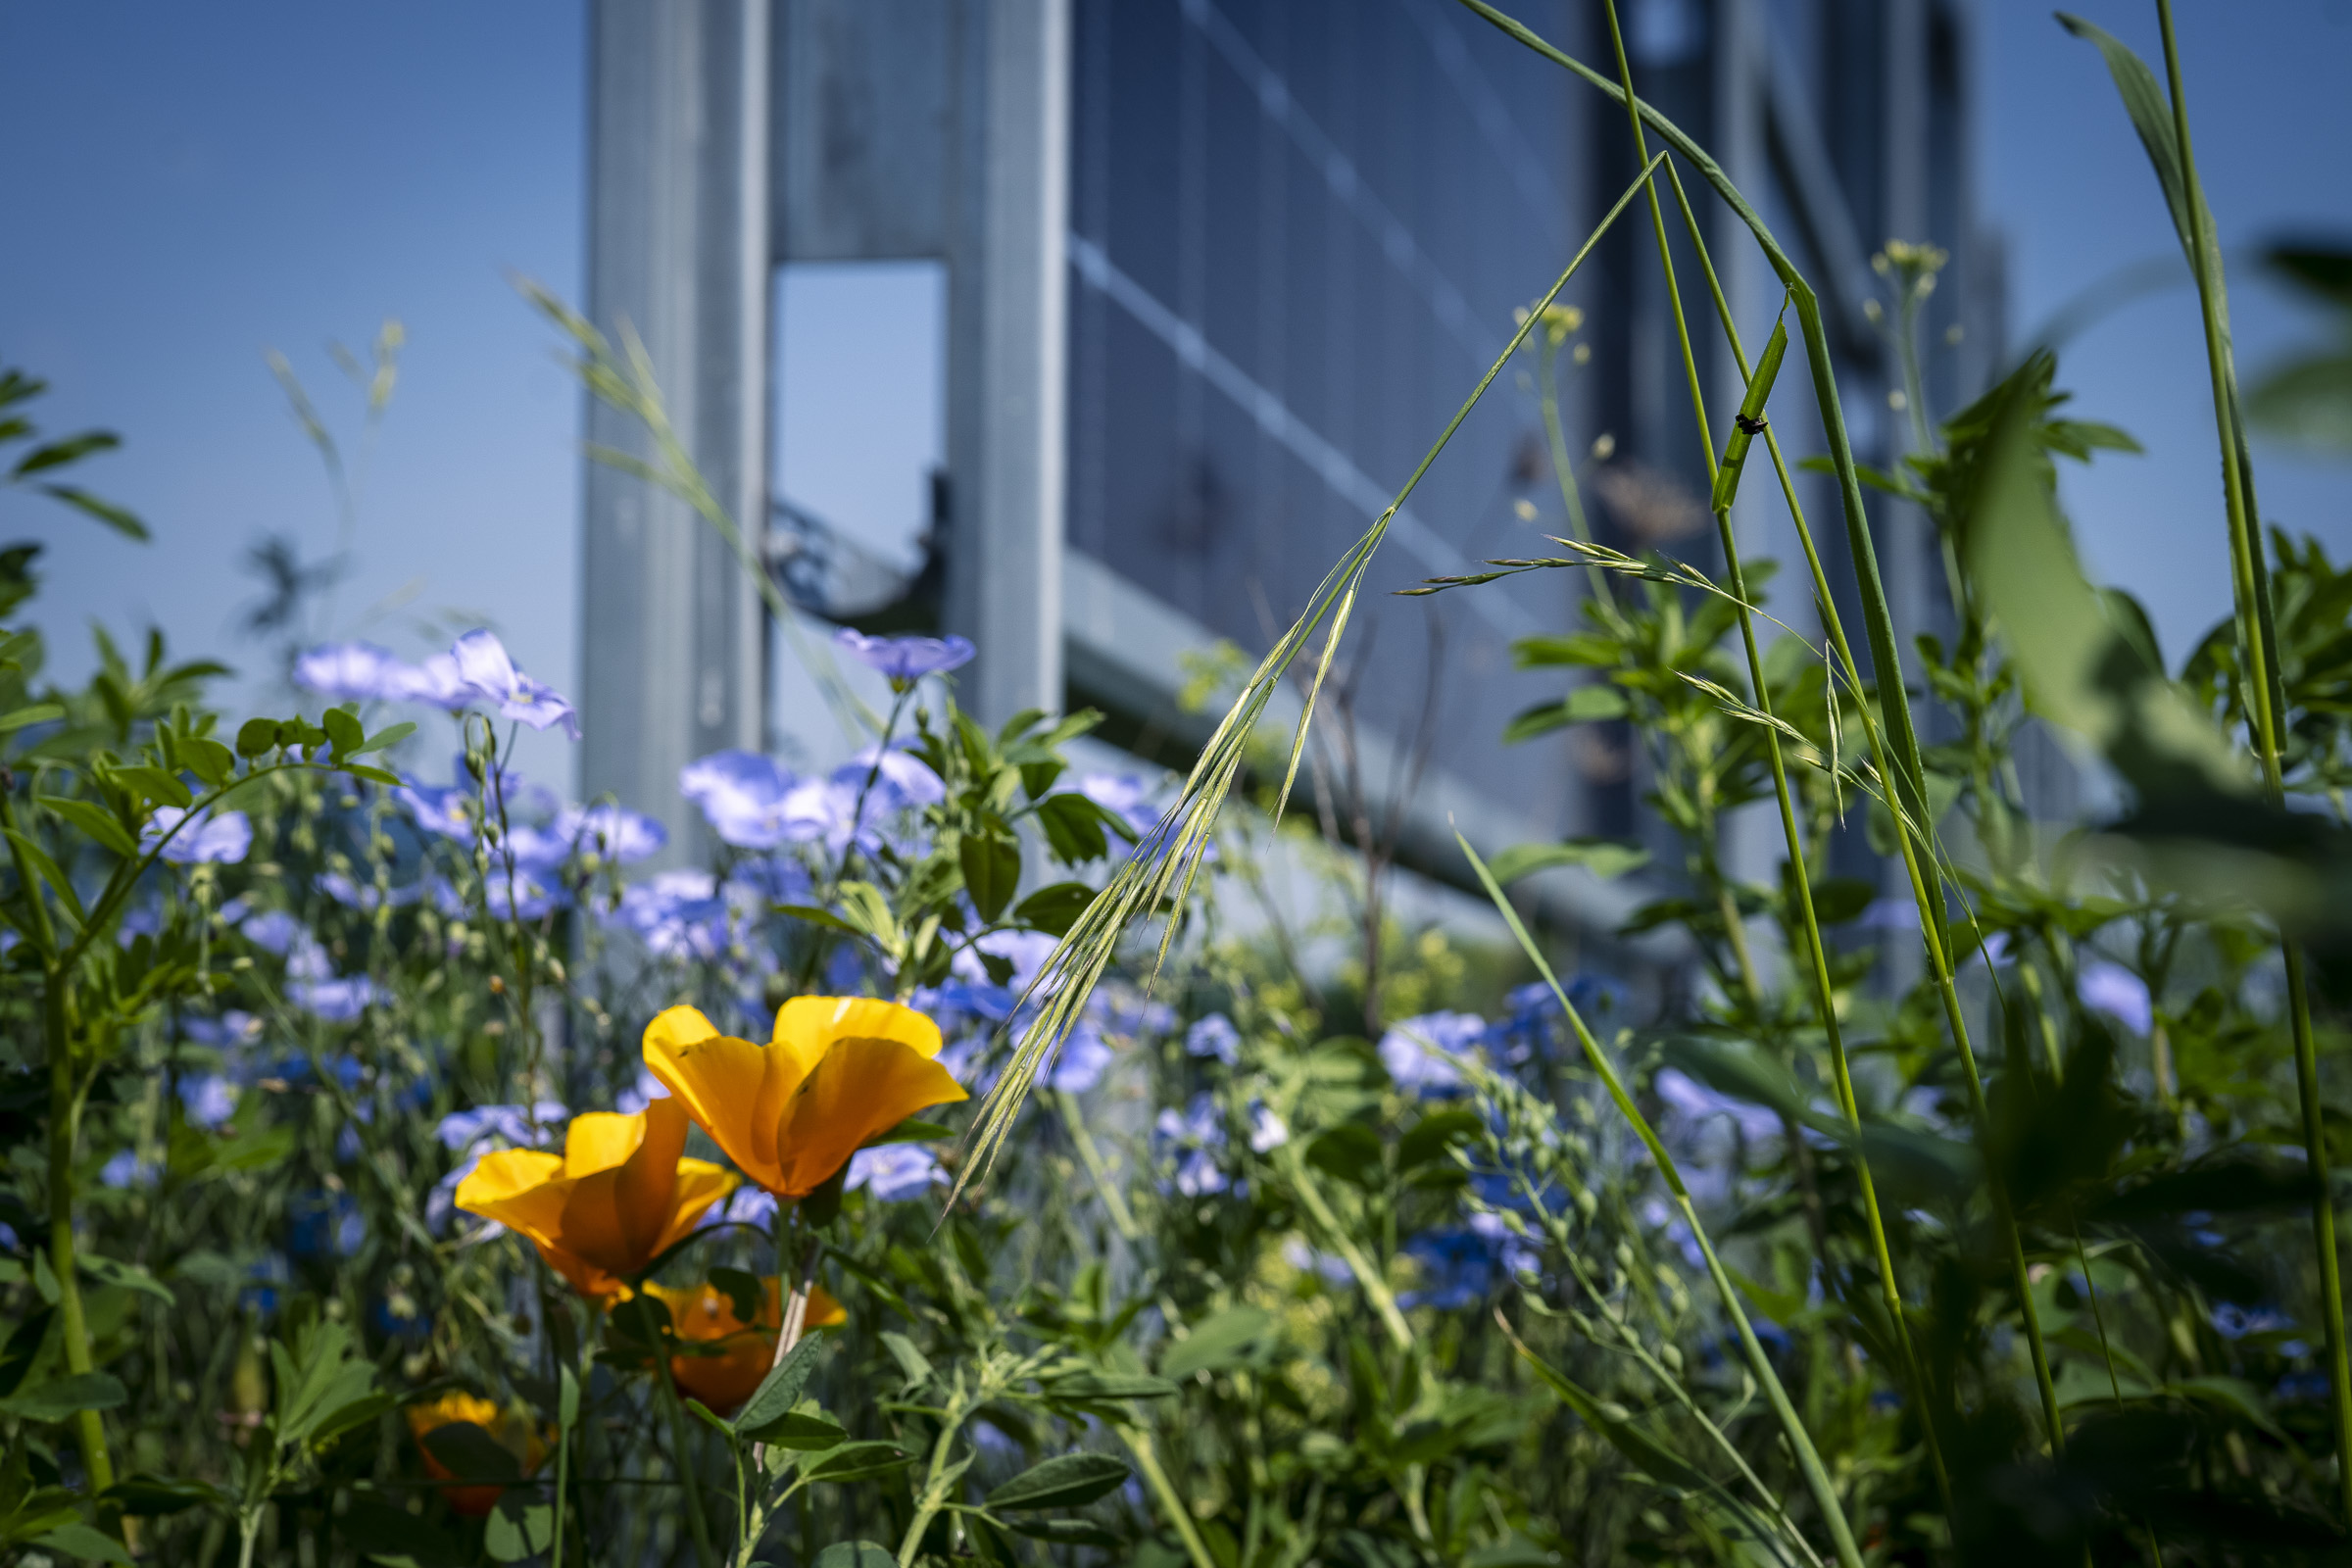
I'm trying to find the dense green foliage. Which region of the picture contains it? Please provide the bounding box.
[7,4,2352,1565]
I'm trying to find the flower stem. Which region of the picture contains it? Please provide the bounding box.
[2152,0,2352,1525]
[1117,1423,1220,1568]
[653,1349,719,1568]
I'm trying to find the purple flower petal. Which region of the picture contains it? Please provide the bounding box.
[833,628,976,681]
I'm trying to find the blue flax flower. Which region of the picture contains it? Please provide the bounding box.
[834,627,975,686]
[179,1074,239,1130]
[292,976,383,1022]
[451,629,579,738]
[144,807,252,865]
[680,749,804,849]
[294,641,406,702]
[2078,959,2153,1036]
[1186,1013,1241,1065]
[848,1145,946,1202]
[1378,1012,1486,1097]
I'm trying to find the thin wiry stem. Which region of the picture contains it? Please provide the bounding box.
[2153,0,2352,1525]
[1456,0,2069,1462]
[956,151,1668,1193]
[1460,832,1863,1568]
[1657,151,1954,1510]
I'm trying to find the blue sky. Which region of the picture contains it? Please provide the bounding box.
[2,1,2346,795]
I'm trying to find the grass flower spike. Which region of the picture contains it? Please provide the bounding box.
[642,997,964,1198]
[453,1098,737,1298]
[644,1276,847,1412]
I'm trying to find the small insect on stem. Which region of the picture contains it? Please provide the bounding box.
[1711,314,1791,514]
[1735,414,1770,436]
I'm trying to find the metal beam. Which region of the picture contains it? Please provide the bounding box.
[580,0,770,858]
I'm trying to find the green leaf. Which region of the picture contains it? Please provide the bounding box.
[0,703,63,733]
[759,1410,850,1450]
[77,1255,173,1310]
[180,736,235,789]
[7,830,86,926]
[419,1422,521,1485]
[986,1451,1132,1510]
[802,1440,911,1482]
[321,706,365,757]
[1014,880,1098,937]
[356,720,416,756]
[775,904,863,937]
[733,1331,827,1441]
[338,763,404,788]
[877,1332,933,1388]
[30,1524,134,1564]
[1487,837,1648,885]
[1042,1371,1178,1403]
[860,1117,955,1150]
[1398,1108,1485,1171]
[1034,792,1118,863]
[0,1372,127,1424]
[2056,15,2197,263]
[342,1491,464,1568]
[11,431,119,477]
[1159,1306,1275,1381]
[35,797,136,858]
[809,1544,895,1568]
[101,1475,225,1517]
[960,827,1022,921]
[483,1494,553,1563]
[234,718,282,759]
[37,486,148,542]
[114,765,191,810]
[1007,1517,1124,1547]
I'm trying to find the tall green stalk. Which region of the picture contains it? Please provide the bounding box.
[2152,0,2352,1524]
[1458,0,2069,1459]
[1460,834,1865,1568]
[1596,0,1954,1499]
[1657,154,1952,1505]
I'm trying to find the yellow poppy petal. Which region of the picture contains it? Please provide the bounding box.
[455,1150,569,1245]
[563,1110,648,1178]
[649,1159,742,1258]
[806,1284,848,1329]
[644,1005,789,1189]
[611,1099,690,1261]
[775,996,945,1063]
[769,1036,967,1198]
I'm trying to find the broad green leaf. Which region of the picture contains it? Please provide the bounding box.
[1160,1306,1274,1381]
[985,1450,1132,1511]
[31,1524,133,1565]
[356,720,416,755]
[0,1371,127,1424]
[801,1440,910,1482]
[115,765,191,810]
[419,1422,521,1485]
[338,763,403,788]
[1487,837,1648,885]
[859,1117,955,1150]
[342,1490,464,1568]
[321,706,364,757]
[5,830,84,925]
[234,718,282,758]
[733,1332,827,1440]
[101,1475,225,1517]
[1042,1371,1178,1403]
[0,703,63,733]
[11,431,119,477]
[37,486,147,541]
[180,736,234,788]
[35,797,135,858]
[960,827,1021,920]
[759,1410,850,1451]
[809,1545,894,1568]
[484,1494,553,1563]
[1014,880,1098,937]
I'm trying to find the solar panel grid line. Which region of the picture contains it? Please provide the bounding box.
[1177,0,1500,369]
[1066,231,1540,639]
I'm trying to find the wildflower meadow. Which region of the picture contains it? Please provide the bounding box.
[7,4,2352,1565]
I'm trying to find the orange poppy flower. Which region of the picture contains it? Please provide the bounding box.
[642,998,964,1199]
[643,1276,848,1413]
[453,1097,737,1298]
[406,1391,547,1517]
